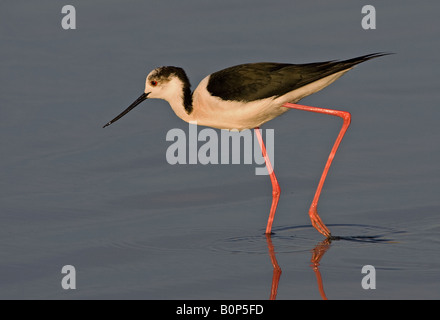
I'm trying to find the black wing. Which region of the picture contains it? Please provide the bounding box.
[206,53,390,102]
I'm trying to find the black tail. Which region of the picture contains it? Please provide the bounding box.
[338,52,394,69]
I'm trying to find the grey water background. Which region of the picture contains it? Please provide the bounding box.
[1,0,439,299]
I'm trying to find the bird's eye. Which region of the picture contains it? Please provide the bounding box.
[150,80,158,86]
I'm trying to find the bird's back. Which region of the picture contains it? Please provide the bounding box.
[206,53,389,102]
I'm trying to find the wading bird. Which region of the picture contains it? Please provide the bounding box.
[103,53,389,238]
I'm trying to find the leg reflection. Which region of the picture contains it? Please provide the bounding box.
[265,234,282,300]
[265,235,332,300]
[310,238,332,300]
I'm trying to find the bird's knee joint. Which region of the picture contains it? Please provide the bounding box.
[342,111,351,124]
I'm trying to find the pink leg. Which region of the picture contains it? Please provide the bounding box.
[255,127,280,234]
[282,102,351,237]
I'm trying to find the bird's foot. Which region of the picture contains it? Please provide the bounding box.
[309,208,331,238]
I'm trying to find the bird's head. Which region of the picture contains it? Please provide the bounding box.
[103,66,192,128]
[145,66,188,100]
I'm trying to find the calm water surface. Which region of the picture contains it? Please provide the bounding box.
[1,1,439,299]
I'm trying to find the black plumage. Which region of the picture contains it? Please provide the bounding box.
[207,53,390,102]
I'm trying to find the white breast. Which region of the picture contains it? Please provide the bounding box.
[191,76,288,130]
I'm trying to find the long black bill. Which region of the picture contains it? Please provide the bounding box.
[103,92,149,128]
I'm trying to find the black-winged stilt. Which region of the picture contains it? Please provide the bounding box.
[103,53,389,238]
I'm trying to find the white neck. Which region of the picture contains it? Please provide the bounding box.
[153,77,196,124]
[167,93,195,123]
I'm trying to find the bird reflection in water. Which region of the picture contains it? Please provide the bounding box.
[265,231,394,299]
[265,234,331,300]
